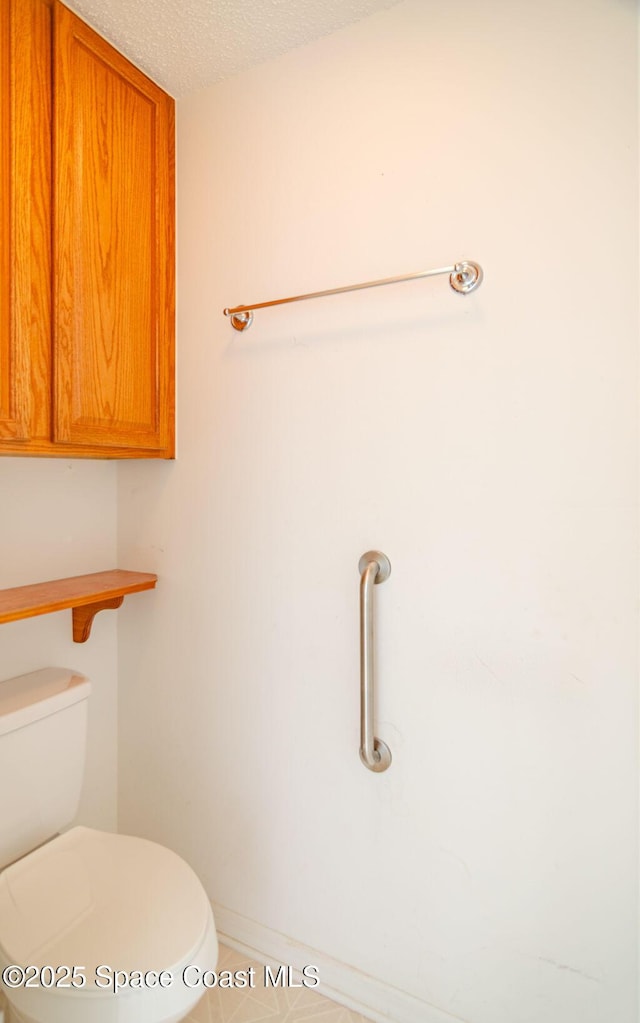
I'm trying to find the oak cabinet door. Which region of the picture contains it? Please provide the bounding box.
[0,0,52,443]
[53,3,175,455]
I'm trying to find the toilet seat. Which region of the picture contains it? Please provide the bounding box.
[0,827,218,1023]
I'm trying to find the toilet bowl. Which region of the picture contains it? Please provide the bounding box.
[0,827,218,1023]
[0,668,218,1023]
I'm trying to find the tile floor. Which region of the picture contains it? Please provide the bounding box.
[0,945,374,1023]
[187,944,374,1023]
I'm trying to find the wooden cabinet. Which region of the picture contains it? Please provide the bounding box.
[0,0,49,444]
[1,0,175,459]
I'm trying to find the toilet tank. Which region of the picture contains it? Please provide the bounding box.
[0,667,91,869]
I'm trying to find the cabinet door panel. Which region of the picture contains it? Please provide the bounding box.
[53,3,174,453]
[0,0,52,443]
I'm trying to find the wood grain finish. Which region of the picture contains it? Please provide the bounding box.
[0,569,157,641]
[53,3,175,454]
[0,0,175,460]
[0,0,52,442]
[0,0,14,437]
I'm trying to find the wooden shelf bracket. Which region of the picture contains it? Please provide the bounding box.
[72,595,125,643]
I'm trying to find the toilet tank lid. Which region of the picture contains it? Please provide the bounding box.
[0,668,90,737]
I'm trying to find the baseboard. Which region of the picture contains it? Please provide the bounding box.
[211,902,465,1023]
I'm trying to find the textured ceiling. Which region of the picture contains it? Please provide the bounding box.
[64,0,403,98]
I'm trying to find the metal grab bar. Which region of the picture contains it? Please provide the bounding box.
[359,551,392,773]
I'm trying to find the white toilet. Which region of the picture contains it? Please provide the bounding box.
[0,667,218,1023]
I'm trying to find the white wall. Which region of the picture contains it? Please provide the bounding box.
[0,459,119,829]
[118,1,639,1021]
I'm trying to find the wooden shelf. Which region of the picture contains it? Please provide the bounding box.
[0,570,157,642]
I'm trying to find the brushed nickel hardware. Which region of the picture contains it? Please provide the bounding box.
[224,260,483,331]
[359,551,392,773]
